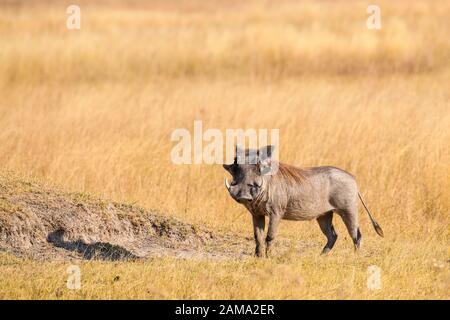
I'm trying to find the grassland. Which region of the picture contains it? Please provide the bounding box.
[0,0,449,299]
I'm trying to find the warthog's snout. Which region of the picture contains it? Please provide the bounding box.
[236,195,253,203]
[225,178,253,203]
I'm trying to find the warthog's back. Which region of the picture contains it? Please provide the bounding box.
[280,165,358,221]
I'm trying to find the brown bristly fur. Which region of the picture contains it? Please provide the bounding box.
[275,163,307,185]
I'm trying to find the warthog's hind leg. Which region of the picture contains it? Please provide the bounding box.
[317,211,338,255]
[337,208,361,251]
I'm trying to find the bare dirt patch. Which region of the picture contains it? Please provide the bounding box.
[0,174,256,261]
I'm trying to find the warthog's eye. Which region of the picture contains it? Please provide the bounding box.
[249,183,260,197]
[230,181,238,186]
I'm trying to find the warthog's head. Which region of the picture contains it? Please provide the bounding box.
[223,145,275,204]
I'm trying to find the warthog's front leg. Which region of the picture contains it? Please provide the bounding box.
[266,214,281,257]
[252,215,265,257]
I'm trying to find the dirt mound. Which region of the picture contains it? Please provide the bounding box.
[0,174,250,261]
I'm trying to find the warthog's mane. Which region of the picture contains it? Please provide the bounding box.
[275,162,307,185]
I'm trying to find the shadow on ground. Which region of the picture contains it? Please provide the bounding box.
[47,229,139,261]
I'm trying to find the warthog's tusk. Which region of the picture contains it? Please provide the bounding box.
[225,178,231,190]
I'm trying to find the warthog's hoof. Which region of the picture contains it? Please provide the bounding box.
[255,250,264,258]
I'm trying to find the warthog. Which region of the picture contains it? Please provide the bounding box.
[224,145,383,257]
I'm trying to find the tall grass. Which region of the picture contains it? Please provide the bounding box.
[0,0,448,299]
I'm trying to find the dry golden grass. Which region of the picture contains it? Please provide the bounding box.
[0,0,449,299]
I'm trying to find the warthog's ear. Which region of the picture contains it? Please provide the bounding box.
[257,145,275,175]
[223,164,233,172]
[258,145,274,160]
[235,145,244,154]
[235,145,245,163]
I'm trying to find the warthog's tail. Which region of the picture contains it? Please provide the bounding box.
[358,192,384,237]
